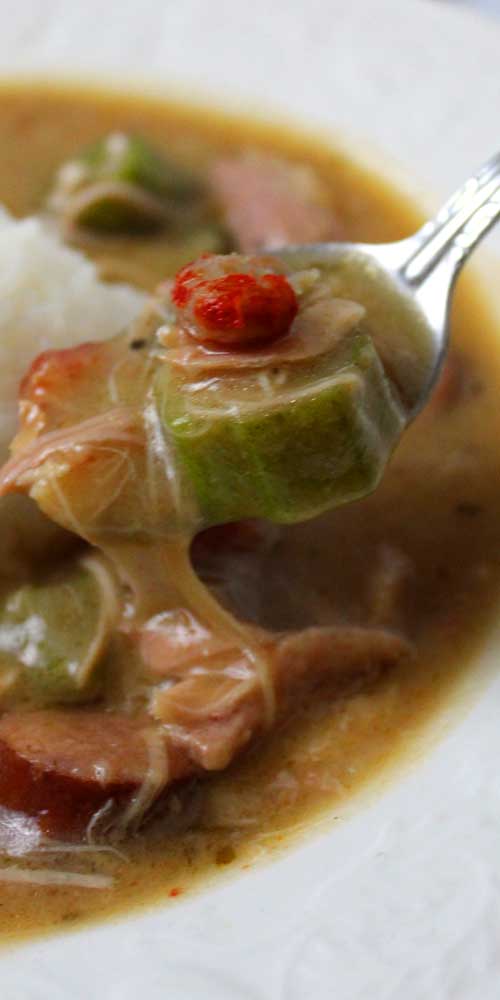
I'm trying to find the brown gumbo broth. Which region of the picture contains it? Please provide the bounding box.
[0,84,499,942]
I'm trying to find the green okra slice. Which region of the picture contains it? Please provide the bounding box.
[81,133,201,201]
[50,133,205,235]
[0,555,118,706]
[155,332,406,527]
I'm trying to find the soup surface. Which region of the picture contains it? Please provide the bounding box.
[0,83,499,942]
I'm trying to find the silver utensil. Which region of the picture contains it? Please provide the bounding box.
[274,151,500,416]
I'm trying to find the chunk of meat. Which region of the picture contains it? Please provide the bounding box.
[15,333,151,451]
[0,711,188,839]
[152,624,412,770]
[210,153,342,252]
[1,329,177,542]
[0,407,150,540]
[1,408,143,493]
[18,341,111,444]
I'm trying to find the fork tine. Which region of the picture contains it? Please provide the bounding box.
[436,151,500,220]
[403,157,500,285]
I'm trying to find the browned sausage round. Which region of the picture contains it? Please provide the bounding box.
[0,711,179,839]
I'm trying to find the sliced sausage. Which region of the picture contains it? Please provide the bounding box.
[0,710,187,839]
[210,153,342,252]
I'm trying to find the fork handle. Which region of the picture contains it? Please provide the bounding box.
[401,152,500,286]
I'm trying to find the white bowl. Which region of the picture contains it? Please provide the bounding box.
[1,2,500,997]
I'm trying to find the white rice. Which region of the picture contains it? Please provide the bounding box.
[0,208,145,459]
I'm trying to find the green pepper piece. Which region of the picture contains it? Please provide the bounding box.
[155,332,406,527]
[70,182,168,235]
[0,555,118,706]
[80,133,202,201]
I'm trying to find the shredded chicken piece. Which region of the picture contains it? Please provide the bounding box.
[152,624,413,771]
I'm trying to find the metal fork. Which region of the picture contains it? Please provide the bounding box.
[274,151,500,415]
